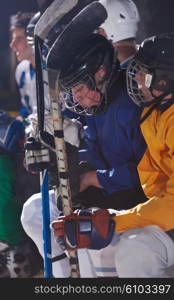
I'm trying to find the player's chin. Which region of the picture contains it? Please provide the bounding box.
[76,94,101,108]
[86,101,100,109]
[90,98,101,107]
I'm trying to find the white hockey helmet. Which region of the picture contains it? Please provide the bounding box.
[99,0,140,42]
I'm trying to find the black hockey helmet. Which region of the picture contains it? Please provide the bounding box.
[127,32,174,106]
[59,33,119,115]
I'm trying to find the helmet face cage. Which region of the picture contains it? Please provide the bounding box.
[60,73,109,116]
[127,58,174,107]
[126,58,155,107]
[127,33,174,107]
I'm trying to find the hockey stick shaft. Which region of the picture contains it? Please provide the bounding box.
[35,35,53,277]
[47,69,80,278]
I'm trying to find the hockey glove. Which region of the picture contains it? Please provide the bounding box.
[51,208,116,250]
[24,137,50,172]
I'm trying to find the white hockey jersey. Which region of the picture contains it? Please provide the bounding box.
[15,60,50,115]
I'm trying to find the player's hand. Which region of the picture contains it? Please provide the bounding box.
[79,171,103,192]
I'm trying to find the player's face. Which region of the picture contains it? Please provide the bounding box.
[10,28,33,62]
[135,67,173,102]
[71,67,107,108]
[71,83,101,108]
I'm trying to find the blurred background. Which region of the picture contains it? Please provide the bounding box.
[0,0,37,112]
[0,0,173,113]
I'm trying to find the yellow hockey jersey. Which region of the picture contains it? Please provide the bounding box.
[115,103,174,232]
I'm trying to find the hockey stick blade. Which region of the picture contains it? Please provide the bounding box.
[36,0,54,14]
[46,0,99,48]
[34,0,78,40]
[47,2,107,71]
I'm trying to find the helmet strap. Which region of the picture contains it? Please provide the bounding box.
[140,89,174,124]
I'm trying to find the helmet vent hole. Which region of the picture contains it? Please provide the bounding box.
[120,14,126,19]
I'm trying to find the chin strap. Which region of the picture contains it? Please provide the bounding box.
[140,90,174,124]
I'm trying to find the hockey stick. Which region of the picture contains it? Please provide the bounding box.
[34,0,79,41]
[34,28,54,278]
[46,2,107,278]
[47,68,81,277]
[47,2,107,71]
[34,0,80,129]
[34,0,83,278]
[35,0,54,14]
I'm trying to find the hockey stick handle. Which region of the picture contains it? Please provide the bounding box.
[34,35,54,278]
[47,70,73,216]
[34,36,45,133]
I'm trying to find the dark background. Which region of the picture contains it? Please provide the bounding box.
[0,0,174,112]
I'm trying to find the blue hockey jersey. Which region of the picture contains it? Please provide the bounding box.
[79,80,146,195]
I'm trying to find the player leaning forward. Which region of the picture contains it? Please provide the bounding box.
[53,33,174,278]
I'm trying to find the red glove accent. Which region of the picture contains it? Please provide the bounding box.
[51,209,114,250]
[52,214,91,249]
[92,209,110,239]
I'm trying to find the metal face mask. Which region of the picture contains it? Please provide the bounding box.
[127,59,155,107]
[60,65,111,116]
